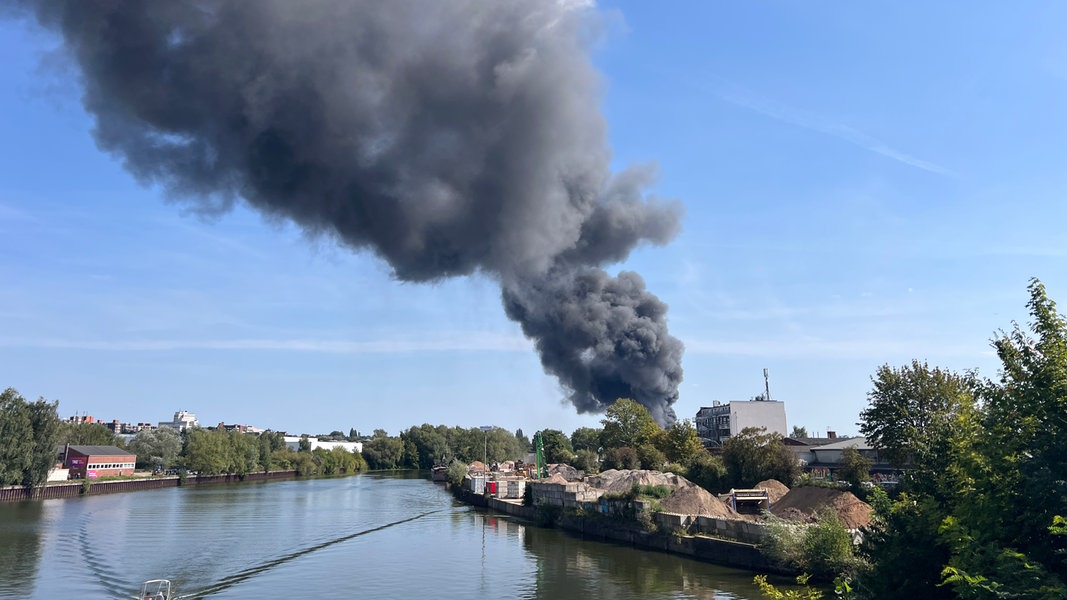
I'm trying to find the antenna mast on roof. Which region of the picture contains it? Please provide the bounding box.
[763,368,771,402]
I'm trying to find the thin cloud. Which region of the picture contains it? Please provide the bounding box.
[0,202,40,223]
[684,336,983,360]
[717,85,955,177]
[0,332,533,353]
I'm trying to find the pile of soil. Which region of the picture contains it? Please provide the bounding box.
[659,483,736,517]
[541,473,569,485]
[755,479,790,504]
[586,470,736,518]
[546,463,583,481]
[770,486,872,529]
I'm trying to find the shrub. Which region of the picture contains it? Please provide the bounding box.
[637,443,666,471]
[762,509,863,581]
[686,452,728,493]
[445,460,468,487]
[602,446,639,470]
[637,484,672,499]
[573,449,599,474]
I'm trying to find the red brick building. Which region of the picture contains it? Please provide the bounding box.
[64,445,136,479]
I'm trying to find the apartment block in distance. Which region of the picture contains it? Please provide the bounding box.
[695,399,788,446]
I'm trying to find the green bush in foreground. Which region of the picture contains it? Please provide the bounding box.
[761,509,863,581]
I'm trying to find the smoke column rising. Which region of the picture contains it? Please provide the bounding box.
[13,0,685,423]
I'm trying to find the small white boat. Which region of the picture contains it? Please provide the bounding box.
[133,579,175,600]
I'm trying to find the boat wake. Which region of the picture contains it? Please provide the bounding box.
[184,509,445,598]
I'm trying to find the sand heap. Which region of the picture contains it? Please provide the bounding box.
[546,463,584,481]
[541,473,569,485]
[770,486,872,529]
[586,469,736,518]
[755,479,790,504]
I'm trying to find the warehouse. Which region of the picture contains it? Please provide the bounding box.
[64,445,136,479]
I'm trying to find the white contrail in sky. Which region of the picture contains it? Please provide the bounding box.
[717,84,955,177]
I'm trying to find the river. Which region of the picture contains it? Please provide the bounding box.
[0,472,773,599]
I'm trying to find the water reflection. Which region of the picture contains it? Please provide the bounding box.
[0,501,43,597]
[516,514,758,599]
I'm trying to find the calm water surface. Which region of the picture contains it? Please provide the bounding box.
[0,473,771,599]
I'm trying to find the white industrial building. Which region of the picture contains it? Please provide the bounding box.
[283,436,363,454]
[158,410,200,432]
[695,399,788,446]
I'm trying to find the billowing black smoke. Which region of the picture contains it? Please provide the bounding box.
[14,0,684,423]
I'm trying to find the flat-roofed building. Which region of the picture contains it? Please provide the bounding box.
[64,445,136,479]
[695,399,788,446]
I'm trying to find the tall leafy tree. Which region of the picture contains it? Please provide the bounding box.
[570,427,602,453]
[942,279,1067,596]
[720,427,798,489]
[836,446,872,492]
[26,394,61,488]
[181,428,231,475]
[128,427,182,470]
[362,431,403,470]
[662,419,704,466]
[0,389,60,488]
[600,398,660,450]
[401,424,451,468]
[535,429,574,464]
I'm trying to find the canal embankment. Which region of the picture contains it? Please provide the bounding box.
[454,484,789,574]
[0,469,299,502]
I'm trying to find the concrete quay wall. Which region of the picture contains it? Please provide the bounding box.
[470,489,783,574]
[0,470,299,502]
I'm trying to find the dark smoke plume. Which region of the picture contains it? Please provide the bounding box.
[14,0,685,423]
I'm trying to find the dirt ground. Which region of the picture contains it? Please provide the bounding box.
[770,485,872,529]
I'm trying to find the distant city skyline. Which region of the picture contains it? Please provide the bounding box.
[3,3,1067,437]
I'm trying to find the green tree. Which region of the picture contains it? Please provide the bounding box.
[662,419,704,466]
[257,430,287,471]
[24,397,60,488]
[858,360,973,473]
[298,434,312,453]
[0,389,60,488]
[601,446,640,470]
[573,448,599,473]
[570,427,602,453]
[514,428,531,452]
[790,425,809,439]
[941,279,1067,595]
[721,427,798,489]
[362,431,403,470]
[836,446,872,493]
[57,421,122,447]
[228,430,259,476]
[600,398,660,450]
[686,451,728,493]
[535,429,573,464]
[181,428,231,475]
[636,443,666,470]
[857,494,954,599]
[128,427,181,470]
[485,427,526,463]
[401,424,450,469]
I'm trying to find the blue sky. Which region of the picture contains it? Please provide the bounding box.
[2,2,1066,437]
